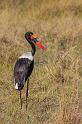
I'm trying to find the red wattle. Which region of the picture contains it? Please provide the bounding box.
[36,41,46,50]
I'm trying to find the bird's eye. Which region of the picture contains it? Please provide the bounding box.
[33,38,38,43]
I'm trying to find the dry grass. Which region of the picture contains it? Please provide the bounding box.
[0,0,82,124]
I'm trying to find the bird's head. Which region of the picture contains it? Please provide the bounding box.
[25,32,46,50]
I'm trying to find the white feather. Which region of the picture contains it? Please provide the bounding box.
[15,83,18,90]
[19,52,33,61]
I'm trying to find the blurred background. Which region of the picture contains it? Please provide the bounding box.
[0,0,82,124]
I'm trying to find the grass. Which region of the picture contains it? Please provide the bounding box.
[0,0,82,124]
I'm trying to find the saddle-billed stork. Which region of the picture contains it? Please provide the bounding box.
[13,32,46,110]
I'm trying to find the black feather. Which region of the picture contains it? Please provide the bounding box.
[14,58,34,90]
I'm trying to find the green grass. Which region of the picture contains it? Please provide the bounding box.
[0,0,82,124]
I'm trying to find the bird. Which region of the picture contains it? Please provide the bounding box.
[13,32,46,110]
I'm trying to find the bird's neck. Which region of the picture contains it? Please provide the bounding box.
[28,41,36,56]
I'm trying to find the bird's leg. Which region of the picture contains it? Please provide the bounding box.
[26,78,29,111]
[19,90,22,109]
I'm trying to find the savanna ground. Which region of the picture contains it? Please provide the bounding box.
[0,0,82,124]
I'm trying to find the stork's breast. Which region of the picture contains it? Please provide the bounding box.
[19,52,33,61]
